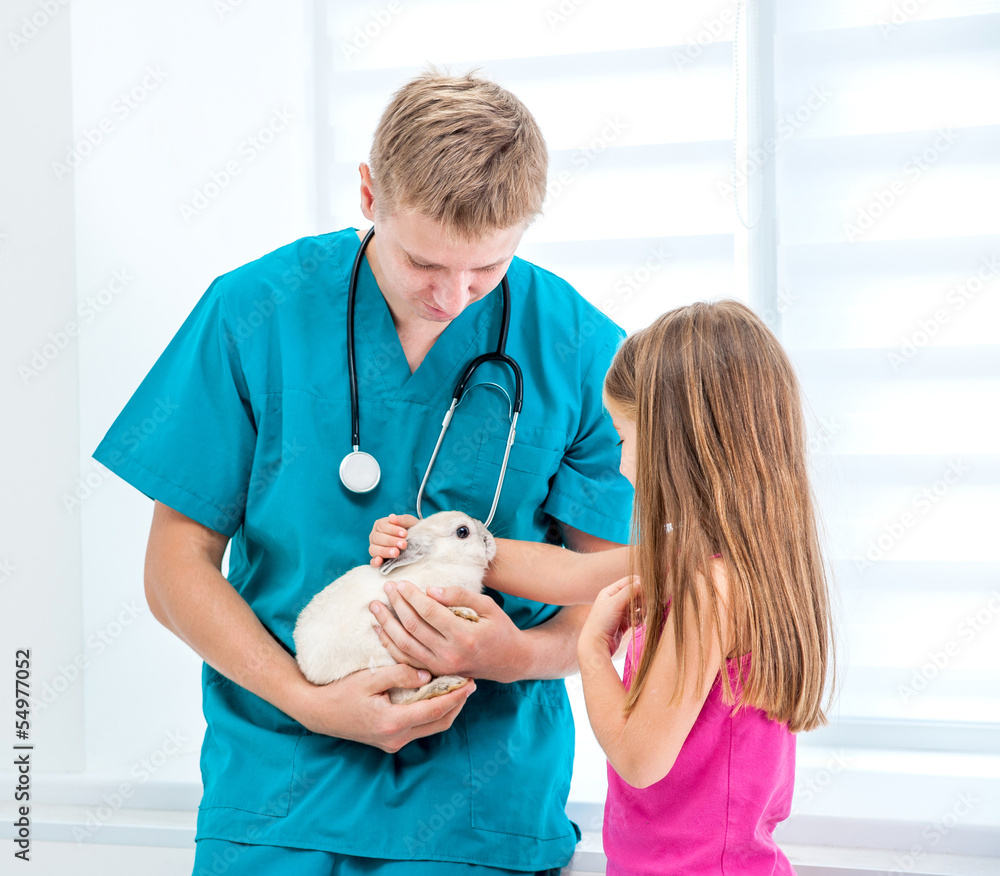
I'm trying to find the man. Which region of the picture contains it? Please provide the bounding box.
[95,70,632,875]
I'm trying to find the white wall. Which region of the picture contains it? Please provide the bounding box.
[2,0,84,774]
[2,0,315,778]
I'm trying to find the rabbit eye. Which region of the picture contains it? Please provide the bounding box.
[456,526,470,539]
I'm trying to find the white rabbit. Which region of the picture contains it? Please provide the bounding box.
[293,511,496,704]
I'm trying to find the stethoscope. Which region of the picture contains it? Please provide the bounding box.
[339,227,523,528]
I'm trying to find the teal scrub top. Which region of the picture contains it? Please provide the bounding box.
[94,228,633,870]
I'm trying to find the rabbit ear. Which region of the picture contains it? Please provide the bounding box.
[380,533,431,575]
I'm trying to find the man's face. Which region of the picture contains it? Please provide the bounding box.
[368,209,525,325]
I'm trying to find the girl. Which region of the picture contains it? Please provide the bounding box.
[369,300,834,875]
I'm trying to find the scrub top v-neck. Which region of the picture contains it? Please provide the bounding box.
[94,227,633,871]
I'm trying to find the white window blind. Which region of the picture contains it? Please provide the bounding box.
[770,1,1000,747]
[317,0,741,803]
[316,0,999,777]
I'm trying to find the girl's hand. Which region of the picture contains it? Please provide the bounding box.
[369,513,418,567]
[580,575,640,659]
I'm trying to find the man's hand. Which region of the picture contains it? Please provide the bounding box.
[369,581,530,684]
[292,661,475,753]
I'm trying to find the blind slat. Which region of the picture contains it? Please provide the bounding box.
[776,0,1000,34]
[330,0,737,69]
[777,126,1000,245]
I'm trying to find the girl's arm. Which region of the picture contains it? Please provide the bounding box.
[487,535,631,604]
[578,570,729,789]
[369,513,631,605]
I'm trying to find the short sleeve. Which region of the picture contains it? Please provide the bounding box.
[543,338,633,544]
[93,279,258,536]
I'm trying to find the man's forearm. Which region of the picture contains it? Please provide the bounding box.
[144,502,316,725]
[504,603,590,682]
[146,546,313,723]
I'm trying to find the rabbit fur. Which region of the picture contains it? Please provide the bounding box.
[293,511,496,704]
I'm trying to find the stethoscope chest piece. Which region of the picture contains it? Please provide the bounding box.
[339,449,381,493]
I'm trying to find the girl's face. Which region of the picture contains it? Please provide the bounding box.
[605,400,637,486]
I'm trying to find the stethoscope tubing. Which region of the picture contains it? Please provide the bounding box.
[346,227,374,452]
[344,227,522,526]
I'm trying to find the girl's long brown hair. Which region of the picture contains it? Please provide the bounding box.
[604,300,834,733]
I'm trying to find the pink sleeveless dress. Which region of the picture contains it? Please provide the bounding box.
[603,623,796,875]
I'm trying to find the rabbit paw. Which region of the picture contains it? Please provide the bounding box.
[450,606,480,622]
[388,675,471,704]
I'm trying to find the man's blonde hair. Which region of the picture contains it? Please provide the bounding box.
[369,70,548,237]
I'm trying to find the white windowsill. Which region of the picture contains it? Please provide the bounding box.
[1,747,997,874]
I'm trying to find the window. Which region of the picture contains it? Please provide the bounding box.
[317,1,1000,797]
[770,0,1000,749]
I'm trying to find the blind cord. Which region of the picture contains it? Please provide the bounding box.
[733,0,763,230]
